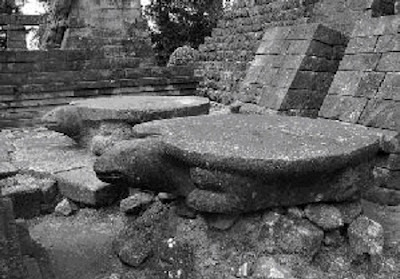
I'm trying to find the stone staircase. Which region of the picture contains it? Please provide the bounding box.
[0,50,199,128]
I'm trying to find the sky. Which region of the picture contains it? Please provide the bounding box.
[20,0,151,15]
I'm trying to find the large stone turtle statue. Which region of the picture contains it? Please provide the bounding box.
[94,114,382,214]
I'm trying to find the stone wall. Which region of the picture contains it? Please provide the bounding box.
[196,0,313,104]
[0,50,199,128]
[310,0,396,35]
[196,0,398,105]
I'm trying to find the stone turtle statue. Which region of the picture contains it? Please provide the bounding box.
[95,114,382,214]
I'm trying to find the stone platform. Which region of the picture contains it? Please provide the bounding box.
[42,96,210,151]
[96,114,386,213]
[0,128,122,209]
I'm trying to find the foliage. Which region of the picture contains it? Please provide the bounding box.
[167,45,198,66]
[144,0,222,65]
[0,0,18,14]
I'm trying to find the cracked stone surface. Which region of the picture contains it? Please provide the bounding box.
[0,127,122,206]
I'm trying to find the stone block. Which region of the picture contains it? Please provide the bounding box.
[55,167,123,206]
[375,34,400,52]
[306,40,334,59]
[261,26,291,41]
[288,24,346,45]
[272,69,297,88]
[259,86,287,110]
[290,71,317,89]
[251,55,283,68]
[300,56,339,72]
[286,40,311,55]
[377,53,400,71]
[282,55,305,70]
[352,16,400,37]
[339,53,381,71]
[373,166,400,189]
[312,72,335,92]
[363,185,400,206]
[328,71,364,96]
[319,95,368,123]
[280,89,326,110]
[1,188,42,219]
[345,36,379,54]
[354,72,386,98]
[359,99,400,130]
[257,40,290,55]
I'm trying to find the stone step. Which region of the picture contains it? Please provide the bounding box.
[55,167,124,206]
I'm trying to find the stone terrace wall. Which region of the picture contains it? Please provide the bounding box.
[318,15,400,246]
[196,0,312,104]
[196,0,397,105]
[319,15,400,130]
[241,23,347,117]
[0,50,198,128]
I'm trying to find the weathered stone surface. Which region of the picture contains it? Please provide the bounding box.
[0,161,18,178]
[384,154,400,170]
[54,198,79,217]
[42,96,210,145]
[10,128,93,174]
[204,213,239,231]
[117,235,152,267]
[95,138,196,197]
[304,204,344,230]
[238,23,345,115]
[115,201,172,269]
[323,230,345,247]
[55,167,123,206]
[319,95,368,123]
[128,114,380,213]
[320,15,400,132]
[154,238,195,279]
[314,246,352,273]
[335,201,363,224]
[120,192,154,215]
[137,114,380,176]
[363,185,400,206]
[362,199,400,248]
[187,163,368,213]
[359,99,400,130]
[0,173,58,219]
[373,167,400,190]
[274,216,324,258]
[348,215,384,256]
[253,256,295,279]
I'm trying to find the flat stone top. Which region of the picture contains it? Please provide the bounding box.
[70,96,210,122]
[133,114,381,176]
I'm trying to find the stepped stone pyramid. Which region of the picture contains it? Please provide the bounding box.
[242,23,347,117]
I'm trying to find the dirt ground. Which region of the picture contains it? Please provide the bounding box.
[27,206,131,279]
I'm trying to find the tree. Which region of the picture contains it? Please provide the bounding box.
[144,0,223,65]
